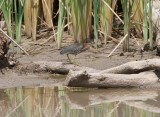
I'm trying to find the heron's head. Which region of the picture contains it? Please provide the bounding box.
[82,43,92,51]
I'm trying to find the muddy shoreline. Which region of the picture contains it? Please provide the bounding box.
[1,37,160,89]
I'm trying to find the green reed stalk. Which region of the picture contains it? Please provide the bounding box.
[122,0,130,52]
[0,0,24,44]
[94,0,100,48]
[100,0,113,45]
[131,0,143,32]
[42,0,54,28]
[143,0,148,44]
[31,0,39,41]
[66,0,71,34]
[57,0,66,49]
[122,0,134,52]
[24,0,32,37]
[70,0,91,43]
[14,0,25,44]
[87,0,92,40]
[148,0,153,50]
[0,0,12,37]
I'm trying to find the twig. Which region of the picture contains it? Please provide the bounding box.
[98,30,119,43]
[0,28,29,55]
[108,34,128,57]
[131,34,143,50]
[40,22,72,45]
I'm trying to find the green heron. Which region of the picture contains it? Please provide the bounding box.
[60,43,90,63]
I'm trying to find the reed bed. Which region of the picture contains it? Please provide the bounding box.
[0,0,154,52]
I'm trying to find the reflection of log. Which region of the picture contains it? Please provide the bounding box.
[64,88,158,109]
[65,70,159,88]
[124,101,160,113]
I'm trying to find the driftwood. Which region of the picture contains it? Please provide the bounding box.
[19,59,160,88]
[65,70,159,88]
[34,61,99,74]
[18,61,99,74]
[65,59,160,88]
[100,59,160,74]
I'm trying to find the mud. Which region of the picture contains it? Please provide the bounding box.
[1,34,159,89]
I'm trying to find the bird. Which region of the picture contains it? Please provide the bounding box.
[60,43,90,63]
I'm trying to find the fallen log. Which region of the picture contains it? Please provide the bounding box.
[18,61,99,74]
[65,70,159,88]
[99,59,160,74]
[65,59,160,88]
[34,61,99,74]
[18,59,160,88]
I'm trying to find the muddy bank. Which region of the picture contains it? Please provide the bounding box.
[1,37,160,89]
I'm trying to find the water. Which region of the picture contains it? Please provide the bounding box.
[1,86,160,117]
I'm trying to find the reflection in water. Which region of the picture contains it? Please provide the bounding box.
[0,87,160,117]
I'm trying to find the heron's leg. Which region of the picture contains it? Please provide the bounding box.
[73,55,76,62]
[67,54,79,66]
[67,54,72,63]
[72,55,80,66]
